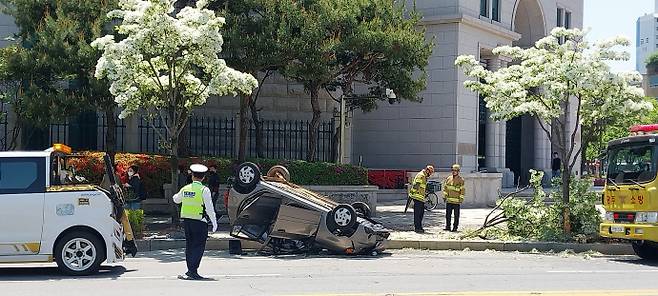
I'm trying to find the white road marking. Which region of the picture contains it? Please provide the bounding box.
[547,269,658,273]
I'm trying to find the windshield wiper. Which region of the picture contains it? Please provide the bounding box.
[606,177,620,189]
[624,179,646,189]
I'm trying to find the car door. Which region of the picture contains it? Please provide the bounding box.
[0,157,46,256]
[230,193,281,243]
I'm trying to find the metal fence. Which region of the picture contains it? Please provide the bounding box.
[49,114,126,151]
[97,114,126,151]
[247,119,336,162]
[187,117,235,158]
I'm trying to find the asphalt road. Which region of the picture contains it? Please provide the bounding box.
[2,249,658,296]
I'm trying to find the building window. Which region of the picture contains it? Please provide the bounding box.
[480,0,489,17]
[557,8,564,27]
[492,0,500,22]
[565,11,571,29]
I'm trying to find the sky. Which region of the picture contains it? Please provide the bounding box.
[584,0,654,72]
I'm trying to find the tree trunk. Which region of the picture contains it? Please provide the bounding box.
[170,138,180,224]
[307,87,322,162]
[104,106,117,163]
[560,157,572,234]
[580,138,589,176]
[238,94,249,162]
[248,97,265,158]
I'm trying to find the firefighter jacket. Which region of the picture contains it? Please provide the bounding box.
[409,171,429,202]
[443,175,465,204]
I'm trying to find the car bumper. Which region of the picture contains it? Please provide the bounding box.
[600,222,658,241]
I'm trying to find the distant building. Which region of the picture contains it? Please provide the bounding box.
[636,0,658,75]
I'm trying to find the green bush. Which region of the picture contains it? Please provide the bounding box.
[127,209,145,238]
[71,152,368,199]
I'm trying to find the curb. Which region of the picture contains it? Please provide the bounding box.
[135,238,634,256]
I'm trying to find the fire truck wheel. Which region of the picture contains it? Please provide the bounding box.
[234,162,261,194]
[632,240,658,260]
[55,230,105,276]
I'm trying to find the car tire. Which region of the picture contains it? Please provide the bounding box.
[55,230,105,276]
[632,240,658,260]
[267,165,290,182]
[234,162,261,194]
[331,204,357,231]
[352,202,371,218]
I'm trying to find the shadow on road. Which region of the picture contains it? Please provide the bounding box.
[608,256,658,267]
[0,265,133,281]
[137,249,392,264]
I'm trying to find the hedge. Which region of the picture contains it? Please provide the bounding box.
[69,152,368,199]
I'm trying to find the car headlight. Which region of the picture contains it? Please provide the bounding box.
[635,212,658,224]
[605,212,614,222]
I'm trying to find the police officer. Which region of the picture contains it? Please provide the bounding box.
[173,164,218,280]
[409,165,435,233]
[443,164,465,232]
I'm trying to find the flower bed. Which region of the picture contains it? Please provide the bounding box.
[368,170,408,189]
[69,152,368,199]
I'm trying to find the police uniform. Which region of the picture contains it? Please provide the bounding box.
[443,164,465,232]
[173,164,218,280]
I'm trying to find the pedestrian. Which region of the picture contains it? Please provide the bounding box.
[443,164,465,232]
[207,164,220,206]
[123,165,145,210]
[552,152,561,179]
[173,164,218,281]
[408,165,435,234]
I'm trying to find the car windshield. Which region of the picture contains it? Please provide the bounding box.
[607,143,658,184]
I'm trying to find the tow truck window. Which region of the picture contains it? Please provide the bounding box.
[0,157,46,194]
[607,144,658,184]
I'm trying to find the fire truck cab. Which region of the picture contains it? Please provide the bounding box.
[601,124,658,259]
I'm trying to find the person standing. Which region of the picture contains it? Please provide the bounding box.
[443,164,465,232]
[408,165,435,233]
[173,164,218,280]
[123,165,145,210]
[207,164,220,206]
[551,152,561,179]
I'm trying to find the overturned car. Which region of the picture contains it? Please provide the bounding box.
[226,162,390,255]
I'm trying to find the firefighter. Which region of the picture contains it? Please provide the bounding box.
[174,164,218,280]
[409,165,435,233]
[443,164,465,232]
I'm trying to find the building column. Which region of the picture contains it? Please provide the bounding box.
[484,57,504,169]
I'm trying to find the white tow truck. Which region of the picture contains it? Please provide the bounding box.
[0,144,137,275]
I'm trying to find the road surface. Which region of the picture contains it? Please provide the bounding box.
[1,249,658,295]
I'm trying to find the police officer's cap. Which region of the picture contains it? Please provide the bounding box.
[190,164,208,173]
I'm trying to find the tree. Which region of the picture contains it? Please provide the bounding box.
[282,0,432,161]
[92,0,257,210]
[0,0,120,155]
[213,0,294,160]
[456,28,651,233]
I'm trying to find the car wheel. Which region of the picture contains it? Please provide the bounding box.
[331,204,357,231]
[352,202,371,218]
[267,165,290,182]
[632,240,658,260]
[55,230,105,276]
[234,162,261,194]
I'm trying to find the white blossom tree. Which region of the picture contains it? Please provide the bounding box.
[455,28,651,233]
[92,0,258,191]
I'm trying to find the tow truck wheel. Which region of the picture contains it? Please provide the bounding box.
[632,240,658,260]
[267,165,291,182]
[234,162,261,194]
[331,204,357,230]
[55,231,104,276]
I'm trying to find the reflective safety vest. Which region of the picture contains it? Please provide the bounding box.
[443,175,465,204]
[179,181,206,220]
[409,171,429,202]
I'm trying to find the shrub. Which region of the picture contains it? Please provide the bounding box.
[492,170,601,242]
[127,209,145,238]
[70,152,368,199]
